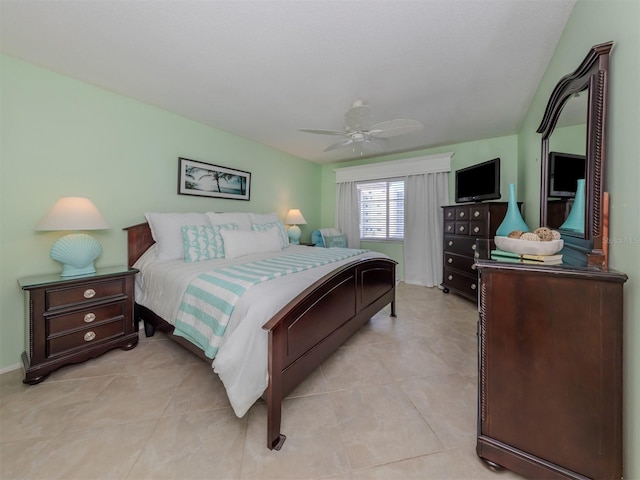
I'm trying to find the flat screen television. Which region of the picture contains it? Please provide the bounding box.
[454,158,501,203]
[548,151,586,198]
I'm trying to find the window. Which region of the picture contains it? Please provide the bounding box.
[357,179,404,240]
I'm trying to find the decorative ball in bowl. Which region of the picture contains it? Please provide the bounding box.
[494,236,564,256]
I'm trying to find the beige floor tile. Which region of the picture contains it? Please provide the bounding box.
[402,373,477,449]
[330,384,444,470]
[320,344,393,391]
[241,395,350,479]
[128,409,246,480]
[368,338,455,381]
[0,282,526,479]
[0,375,115,442]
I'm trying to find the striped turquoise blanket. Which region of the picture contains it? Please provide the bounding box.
[173,248,368,358]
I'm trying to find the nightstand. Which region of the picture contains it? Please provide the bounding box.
[19,266,139,384]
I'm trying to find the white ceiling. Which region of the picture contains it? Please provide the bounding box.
[0,0,576,164]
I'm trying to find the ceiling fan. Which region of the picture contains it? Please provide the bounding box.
[300,100,424,154]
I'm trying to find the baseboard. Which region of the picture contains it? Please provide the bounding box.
[0,363,22,375]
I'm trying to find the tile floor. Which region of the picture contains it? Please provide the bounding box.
[0,283,524,480]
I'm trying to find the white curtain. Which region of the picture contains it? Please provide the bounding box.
[404,172,449,287]
[335,181,361,249]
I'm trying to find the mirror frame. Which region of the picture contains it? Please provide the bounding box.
[537,41,613,267]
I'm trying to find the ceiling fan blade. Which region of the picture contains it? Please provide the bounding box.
[369,119,424,138]
[323,138,354,152]
[344,103,373,132]
[299,129,345,136]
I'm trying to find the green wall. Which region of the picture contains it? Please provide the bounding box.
[517,0,640,476]
[0,55,321,369]
[320,135,520,276]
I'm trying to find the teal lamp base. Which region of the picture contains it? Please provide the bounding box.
[560,179,586,234]
[288,225,301,245]
[50,233,102,277]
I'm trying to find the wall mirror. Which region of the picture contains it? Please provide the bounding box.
[537,41,613,267]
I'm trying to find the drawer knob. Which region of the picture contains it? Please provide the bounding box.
[84,313,96,323]
[459,226,465,232]
[448,258,453,264]
[448,241,454,247]
[84,331,96,342]
[471,244,477,251]
[83,289,96,299]
[447,225,453,232]
[448,275,453,281]
[473,211,480,218]
[471,283,477,290]
[459,212,465,218]
[474,226,480,233]
[471,264,477,270]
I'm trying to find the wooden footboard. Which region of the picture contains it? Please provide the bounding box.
[124,222,396,450]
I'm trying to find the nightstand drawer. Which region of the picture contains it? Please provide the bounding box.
[46,278,127,310]
[47,302,126,335]
[48,319,126,357]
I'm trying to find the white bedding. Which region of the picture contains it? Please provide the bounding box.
[133,245,388,417]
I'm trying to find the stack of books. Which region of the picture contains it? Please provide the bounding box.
[490,249,563,265]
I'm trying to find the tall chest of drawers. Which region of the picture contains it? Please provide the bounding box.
[442,203,511,301]
[19,266,139,384]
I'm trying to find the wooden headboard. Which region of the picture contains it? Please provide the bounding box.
[123,222,155,268]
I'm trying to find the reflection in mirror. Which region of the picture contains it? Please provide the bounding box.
[546,90,588,230]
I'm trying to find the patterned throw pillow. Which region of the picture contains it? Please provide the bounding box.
[182,223,239,262]
[251,221,289,248]
[323,234,348,248]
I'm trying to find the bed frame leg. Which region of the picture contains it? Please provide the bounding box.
[267,398,286,450]
[390,300,397,317]
[143,319,156,337]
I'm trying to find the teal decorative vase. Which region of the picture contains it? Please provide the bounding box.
[560,178,586,234]
[496,183,529,236]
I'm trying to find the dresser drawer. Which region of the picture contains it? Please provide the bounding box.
[455,222,469,235]
[444,235,478,256]
[46,278,127,310]
[445,221,456,234]
[469,221,488,237]
[444,252,477,274]
[47,319,126,357]
[444,208,456,221]
[443,268,478,297]
[47,302,126,335]
[469,206,487,221]
[455,207,470,220]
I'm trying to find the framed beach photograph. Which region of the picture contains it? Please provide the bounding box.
[178,157,251,201]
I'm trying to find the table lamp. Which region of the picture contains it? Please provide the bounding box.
[35,197,111,277]
[285,208,307,245]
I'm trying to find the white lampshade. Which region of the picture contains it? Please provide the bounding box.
[35,197,111,231]
[35,197,110,277]
[285,209,307,226]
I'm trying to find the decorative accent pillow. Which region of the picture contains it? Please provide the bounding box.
[220,228,282,259]
[323,234,348,248]
[182,223,239,262]
[252,221,289,248]
[206,212,252,231]
[145,212,210,261]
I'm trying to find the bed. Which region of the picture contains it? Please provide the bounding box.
[125,220,397,450]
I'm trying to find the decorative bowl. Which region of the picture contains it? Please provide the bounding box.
[494,236,564,256]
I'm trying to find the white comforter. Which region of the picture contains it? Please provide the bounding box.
[133,245,387,417]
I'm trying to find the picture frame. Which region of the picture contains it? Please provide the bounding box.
[178,157,251,201]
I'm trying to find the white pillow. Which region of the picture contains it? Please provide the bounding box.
[252,221,290,248]
[145,212,210,261]
[206,212,252,231]
[249,212,279,225]
[220,228,282,260]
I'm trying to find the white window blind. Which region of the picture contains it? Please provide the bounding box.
[357,180,405,240]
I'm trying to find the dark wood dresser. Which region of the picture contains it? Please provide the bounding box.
[19,266,139,384]
[441,202,511,301]
[475,243,627,479]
